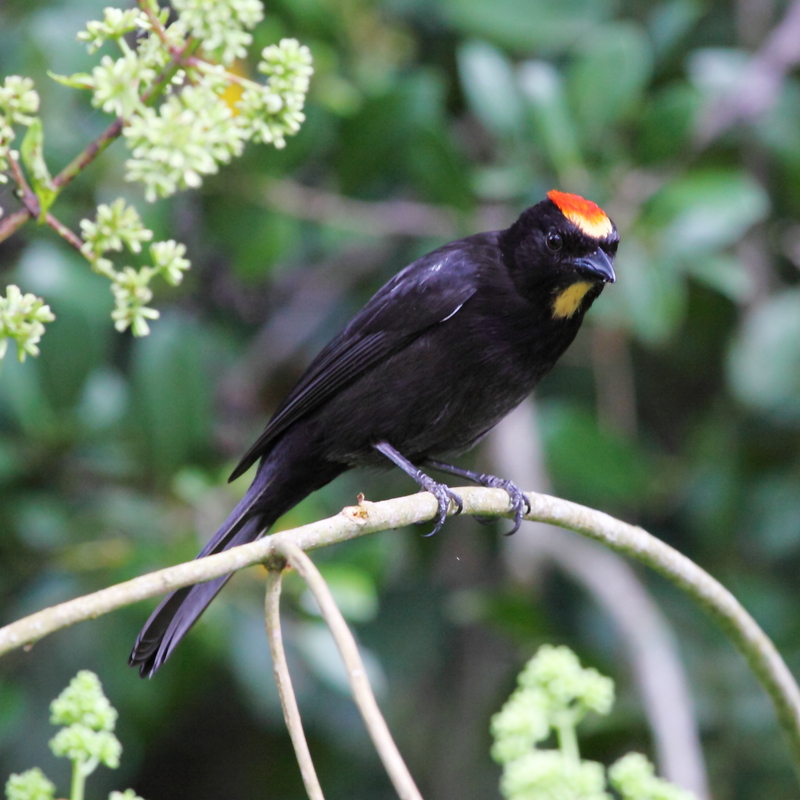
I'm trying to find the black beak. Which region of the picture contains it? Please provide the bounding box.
[575,248,616,284]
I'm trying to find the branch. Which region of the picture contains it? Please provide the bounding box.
[0,207,31,242]
[0,487,798,784]
[264,570,325,800]
[491,401,708,797]
[255,178,511,239]
[0,39,200,246]
[697,0,800,144]
[276,541,424,800]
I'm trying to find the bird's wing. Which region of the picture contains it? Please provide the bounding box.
[228,240,490,480]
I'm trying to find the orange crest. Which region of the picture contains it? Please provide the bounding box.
[547,190,613,239]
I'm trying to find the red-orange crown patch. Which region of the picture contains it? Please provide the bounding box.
[547,190,613,239]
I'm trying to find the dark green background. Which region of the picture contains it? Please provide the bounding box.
[2,0,800,797]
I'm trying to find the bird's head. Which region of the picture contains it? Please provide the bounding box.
[501,190,618,319]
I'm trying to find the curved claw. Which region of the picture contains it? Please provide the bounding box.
[421,484,463,538]
[482,477,530,536]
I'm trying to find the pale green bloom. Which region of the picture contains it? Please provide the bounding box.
[491,646,691,800]
[0,285,55,362]
[609,753,699,800]
[110,266,160,336]
[49,725,121,770]
[173,0,264,65]
[4,768,55,800]
[79,202,190,336]
[237,38,313,147]
[80,199,154,258]
[77,8,148,53]
[136,18,188,73]
[150,239,191,285]
[50,670,118,731]
[0,76,39,125]
[502,752,610,800]
[109,791,146,800]
[47,671,123,781]
[124,85,246,201]
[519,644,614,720]
[0,120,13,183]
[491,688,550,764]
[91,52,154,119]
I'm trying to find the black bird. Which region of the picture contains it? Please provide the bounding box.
[130,190,618,677]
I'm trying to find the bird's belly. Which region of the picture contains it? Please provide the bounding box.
[308,332,544,468]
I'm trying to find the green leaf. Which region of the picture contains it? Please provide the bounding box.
[441,0,613,54]
[567,22,653,138]
[409,125,474,209]
[131,311,214,475]
[539,401,653,507]
[682,253,754,302]
[591,239,687,344]
[636,82,702,164]
[645,170,770,258]
[47,70,94,90]
[518,60,586,183]
[19,117,58,221]
[457,40,524,140]
[647,0,704,60]
[301,563,379,622]
[728,289,800,419]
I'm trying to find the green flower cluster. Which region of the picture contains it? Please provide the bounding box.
[0,285,55,362]
[50,671,121,771]
[609,754,699,800]
[0,0,311,359]
[54,0,312,201]
[173,0,264,65]
[4,671,145,800]
[0,75,40,187]
[80,199,191,336]
[5,769,55,800]
[491,646,698,800]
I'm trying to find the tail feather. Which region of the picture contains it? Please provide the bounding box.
[130,517,263,677]
[129,442,346,677]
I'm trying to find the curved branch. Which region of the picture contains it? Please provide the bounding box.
[0,487,798,783]
[491,401,709,797]
[276,541,423,800]
[264,570,325,800]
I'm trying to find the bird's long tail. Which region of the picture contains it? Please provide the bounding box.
[130,448,344,677]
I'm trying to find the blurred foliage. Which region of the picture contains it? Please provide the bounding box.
[2,0,800,799]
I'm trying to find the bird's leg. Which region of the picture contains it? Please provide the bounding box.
[423,459,531,536]
[374,441,463,536]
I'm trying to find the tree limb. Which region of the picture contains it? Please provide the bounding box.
[0,487,798,784]
[276,541,424,800]
[491,401,709,797]
[264,569,326,800]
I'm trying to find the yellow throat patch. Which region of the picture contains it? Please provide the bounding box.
[547,190,613,239]
[552,281,593,319]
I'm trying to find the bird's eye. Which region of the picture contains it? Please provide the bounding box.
[546,232,563,252]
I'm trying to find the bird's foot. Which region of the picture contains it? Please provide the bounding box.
[416,475,463,537]
[478,475,531,535]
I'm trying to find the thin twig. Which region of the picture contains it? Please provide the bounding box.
[7,153,39,218]
[257,177,507,239]
[276,541,424,800]
[1,36,199,247]
[0,207,32,243]
[697,0,800,143]
[264,569,326,800]
[137,0,175,53]
[51,118,124,191]
[45,213,84,252]
[0,487,798,785]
